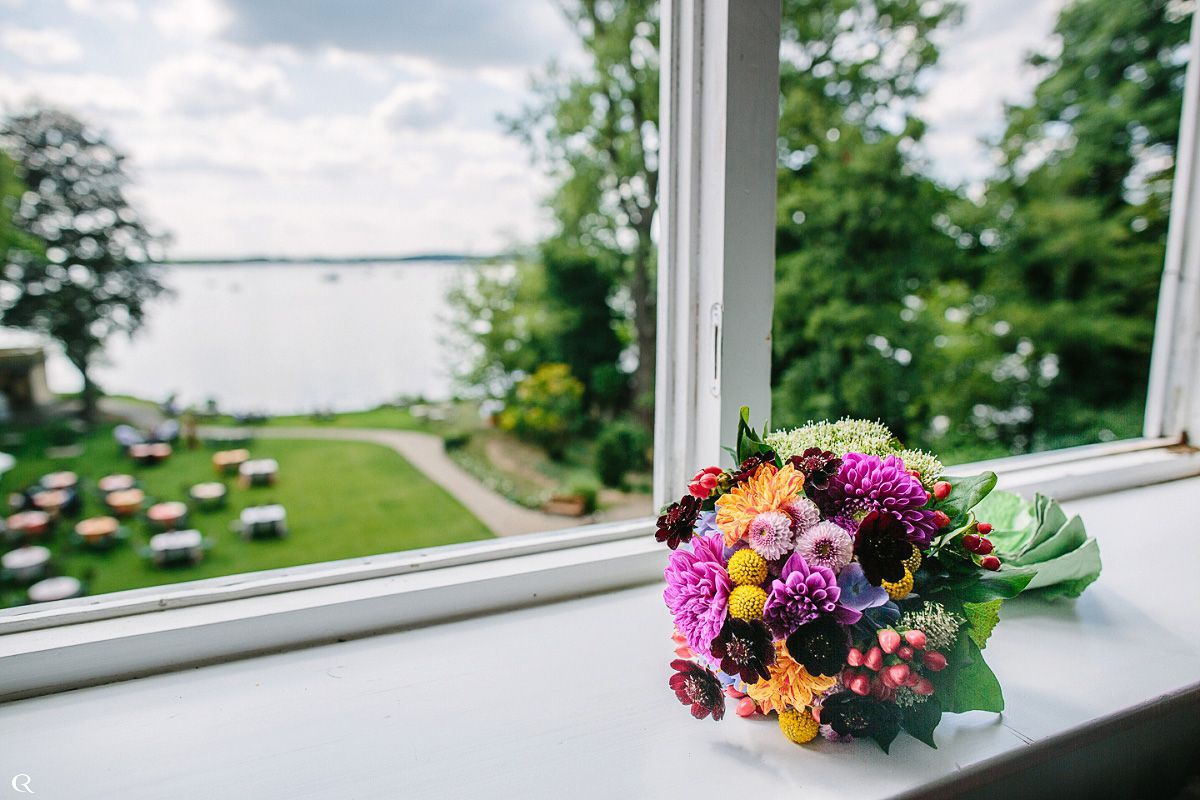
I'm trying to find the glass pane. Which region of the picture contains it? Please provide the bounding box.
[772,0,1189,463]
[0,0,657,608]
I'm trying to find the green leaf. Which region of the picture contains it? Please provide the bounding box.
[939,472,998,525]
[963,599,1003,649]
[1018,514,1088,564]
[900,695,942,748]
[735,406,774,464]
[938,637,1005,714]
[971,489,1029,532]
[1023,537,1102,596]
[1021,495,1068,557]
[955,565,1036,603]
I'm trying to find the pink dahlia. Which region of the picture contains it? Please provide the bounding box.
[663,532,731,656]
[763,552,861,638]
[747,510,794,560]
[794,521,854,573]
[828,453,938,547]
[782,497,820,533]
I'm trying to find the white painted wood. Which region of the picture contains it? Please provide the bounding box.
[2,445,1196,701]
[1,478,1197,799]
[1145,10,1200,440]
[654,0,782,507]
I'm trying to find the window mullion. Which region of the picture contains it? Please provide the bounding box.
[654,0,782,507]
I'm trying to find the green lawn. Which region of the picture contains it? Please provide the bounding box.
[0,425,493,607]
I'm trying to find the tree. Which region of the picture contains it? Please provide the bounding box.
[506,0,659,422]
[0,108,167,422]
[771,0,966,443]
[950,0,1191,452]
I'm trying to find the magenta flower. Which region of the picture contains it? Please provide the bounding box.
[828,453,938,547]
[763,552,861,638]
[663,532,731,656]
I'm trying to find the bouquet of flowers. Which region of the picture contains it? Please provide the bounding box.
[660,410,1100,751]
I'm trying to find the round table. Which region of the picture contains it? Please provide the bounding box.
[27,575,83,603]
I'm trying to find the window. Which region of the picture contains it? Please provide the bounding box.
[1,0,1199,692]
[0,0,660,613]
[770,0,1193,465]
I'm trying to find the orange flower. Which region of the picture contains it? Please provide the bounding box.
[745,642,836,714]
[715,463,805,548]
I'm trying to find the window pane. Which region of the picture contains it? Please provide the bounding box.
[772,0,1189,463]
[0,1,657,609]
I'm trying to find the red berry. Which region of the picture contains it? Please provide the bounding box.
[865,646,884,672]
[887,664,910,685]
[913,677,935,696]
[923,651,947,671]
[976,522,993,534]
[933,510,951,528]
[846,647,864,667]
[981,555,1001,571]
[736,697,757,717]
[933,481,952,500]
[877,629,901,654]
[975,537,994,555]
[849,675,871,696]
[962,533,982,552]
[897,645,914,661]
[903,629,927,649]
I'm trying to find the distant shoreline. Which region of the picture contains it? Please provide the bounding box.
[162,253,504,266]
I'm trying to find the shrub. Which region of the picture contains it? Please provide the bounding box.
[568,478,600,514]
[442,430,471,451]
[593,419,650,488]
[498,364,584,459]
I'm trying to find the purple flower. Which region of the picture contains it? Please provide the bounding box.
[694,510,719,539]
[828,453,938,547]
[664,532,731,656]
[836,562,889,612]
[762,552,861,638]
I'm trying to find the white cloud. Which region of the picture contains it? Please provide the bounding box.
[148,52,289,115]
[0,71,141,114]
[0,26,84,65]
[371,82,452,130]
[151,0,231,39]
[66,0,140,23]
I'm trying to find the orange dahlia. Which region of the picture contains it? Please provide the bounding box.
[715,462,805,548]
[745,641,836,714]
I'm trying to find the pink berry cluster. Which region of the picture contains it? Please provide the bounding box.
[841,627,947,701]
[964,522,1001,571]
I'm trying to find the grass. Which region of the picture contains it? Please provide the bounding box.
[0,424,493,607]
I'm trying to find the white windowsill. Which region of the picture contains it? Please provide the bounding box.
[2,439,1199,704]
[0,476,1197,798]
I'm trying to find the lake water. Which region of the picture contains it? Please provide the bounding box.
[13,261,478,414]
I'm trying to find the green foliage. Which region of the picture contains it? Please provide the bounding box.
[593,418,649,488]
[0,108,168,421]
[933,635,1005,714]
[963,599,1004,650]
[900,695,942,749]
[441,430,471,452]
[506,0,660,414]
[568,477,600,514]
[499,364,585,459]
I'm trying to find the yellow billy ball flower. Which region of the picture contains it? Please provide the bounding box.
[727,549,768,586]
[728,585,768,620]
[903,545,922,573]
[882,569,914,601]
[778,708,820,744]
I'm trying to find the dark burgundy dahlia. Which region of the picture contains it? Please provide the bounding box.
[853,511,913,586]
[668,659,726,720]
[728,452,778,486]
[788,448,843,491]
[820,691,902,751]
[784,616,849,678]
[711,618,775,683]
[655,495,702,550]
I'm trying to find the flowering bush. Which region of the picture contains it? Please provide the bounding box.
[498,363,584,459]
[658,410,1101,751]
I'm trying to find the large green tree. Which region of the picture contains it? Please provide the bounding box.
[0,108,167,422]
[947,0,1191,453]
[771,0,966,443]
[506,0,659,421]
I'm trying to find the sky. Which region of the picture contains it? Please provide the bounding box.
[0,0,1068,259]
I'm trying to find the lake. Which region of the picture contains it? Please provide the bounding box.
[13,261,480,414]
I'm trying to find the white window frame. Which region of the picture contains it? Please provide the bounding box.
[3,2,1200,702]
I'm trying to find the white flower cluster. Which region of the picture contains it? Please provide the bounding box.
[764,418,945,487]
[898,601,963,652]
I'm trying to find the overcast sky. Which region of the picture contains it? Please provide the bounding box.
[0,0,1068,259]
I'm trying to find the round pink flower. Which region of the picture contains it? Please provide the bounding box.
[747,510,794,560]
[782,497,820,533]
[794,521,854,573]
